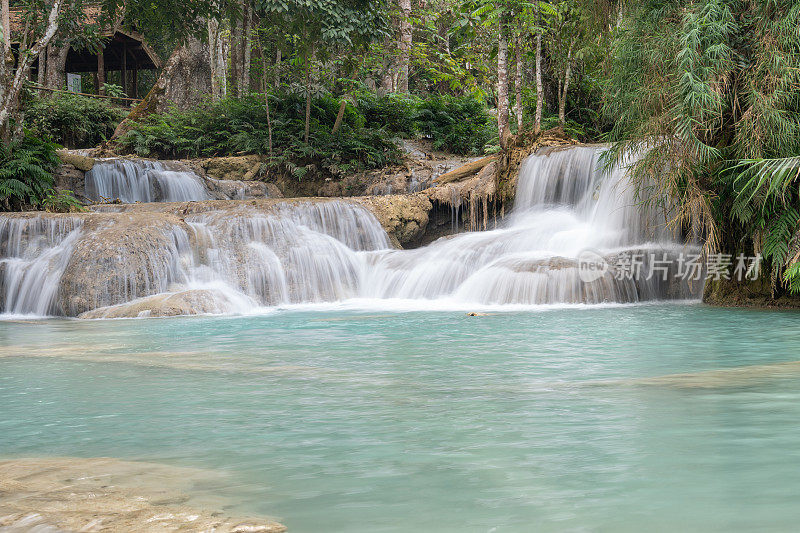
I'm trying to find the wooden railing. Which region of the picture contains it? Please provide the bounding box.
[26,83,143,104]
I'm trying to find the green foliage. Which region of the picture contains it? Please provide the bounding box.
[101,84,127,98]
[119,94,401,176]
[256,0,390,54]
[0,133,59,210]
[414,95,494,154]
[25,94,127,149]
[41,190,86,213]
[120,91,494,179]
[357,92,419,136]
[356,92,494,154]
[604,0,800,291]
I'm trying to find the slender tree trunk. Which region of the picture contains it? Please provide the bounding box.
[241,3,252,94]
[558,44,574,129]
[497,13,510,147]
[379,7,400,95]
[229,15,242,97]
[514,32,523,132]
[37,48,47,94]
[304,51,311,143]
[380,52,395,94]
[257,34,273,157]
[534,31,543,135]
[208,17,227,100]
[397,0,412,93]
[332,99,347,134]
[97,49,106,95]
[274,48,282,87]
[0,0,63,141]
[1,0,9,58]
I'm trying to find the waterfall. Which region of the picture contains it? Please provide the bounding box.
[361,146,698,304]
[172,202,392,308]
[0,217,83,316]
[0,146,702,318]
[85,159,209,203]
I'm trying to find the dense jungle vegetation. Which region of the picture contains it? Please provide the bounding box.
[1,0,800,291]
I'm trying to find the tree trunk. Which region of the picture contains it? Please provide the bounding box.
[208,17,227,100]
[257,34,273,157]
[37,48,47,94]
[45,42,69,90]
[497,13,510,147]
[332,99,347,134]
[558,44,574,129]
[229,15,242,97]
[534,31,543,135]
[274,48,282,87]
[241,2,252,95]
[304,53,311,143]
[397,0,412,93]
[112,37,212,141]
[514,32,523,132]
[0,0,63,141]
[1,0,9,58]
[97,49,105,95]
[379,54,395,95]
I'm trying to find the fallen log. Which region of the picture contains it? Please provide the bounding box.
[435,155,498,185]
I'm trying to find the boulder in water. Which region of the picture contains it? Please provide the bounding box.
[78,288,254,318]
[354,193,432,247]
[58,212,193,316]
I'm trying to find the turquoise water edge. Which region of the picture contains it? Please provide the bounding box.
[3,303,800,532]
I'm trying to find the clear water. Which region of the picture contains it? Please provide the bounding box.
[2,304,800,532]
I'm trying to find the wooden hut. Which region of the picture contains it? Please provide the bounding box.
[10,6,161,98]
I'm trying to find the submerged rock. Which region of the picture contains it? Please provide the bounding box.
[0,457,286,533]
[79,289,255,318]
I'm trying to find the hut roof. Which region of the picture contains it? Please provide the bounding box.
[10,5,161,70]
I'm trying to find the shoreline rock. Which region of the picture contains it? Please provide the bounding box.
[703,277,800,309]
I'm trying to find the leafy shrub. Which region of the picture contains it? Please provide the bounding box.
[119,94,400,177]
[414,95,494,155]
[42,189,85,213]
[0,133,59,210]
[357,92,419,136]
[119,92,496,179]
[25,93,127,148]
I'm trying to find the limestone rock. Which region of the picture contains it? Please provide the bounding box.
[56,151,94,171]
[201,155,264,181]
[79,289,253,318]
[354,193,432,247]
[53,163,86,199]
[57,212,192,316]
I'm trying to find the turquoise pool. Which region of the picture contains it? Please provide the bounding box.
[2,303,800,532]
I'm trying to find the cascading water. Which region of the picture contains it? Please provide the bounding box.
[0,217,83,316]
[0,145,702,318]
[74,201,392,317]
[85,159,209,203]
[172,202,392,309]
[362,146,698,304]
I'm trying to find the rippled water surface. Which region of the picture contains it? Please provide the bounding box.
[2,304,800,532]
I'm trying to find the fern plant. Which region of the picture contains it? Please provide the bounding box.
[0,133,59,210]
